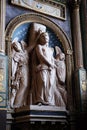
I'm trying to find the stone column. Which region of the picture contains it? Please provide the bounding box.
[0,1,8,130]
[80,0,87,70]
[71,0,83,69]
[70,0,87,111]
[68,1,87,130]
[0,0,6,54]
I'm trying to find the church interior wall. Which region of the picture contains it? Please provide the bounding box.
[0,0,87,130]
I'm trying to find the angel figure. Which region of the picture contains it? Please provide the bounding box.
[10,40,29,108]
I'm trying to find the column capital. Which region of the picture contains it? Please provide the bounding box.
[68,0,81,8]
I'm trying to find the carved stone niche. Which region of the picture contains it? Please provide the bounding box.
[5,13,73,128]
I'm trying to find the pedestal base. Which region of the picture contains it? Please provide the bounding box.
[11,105,69,130]
[0,110,6,130]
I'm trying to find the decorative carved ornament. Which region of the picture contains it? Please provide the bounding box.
[11,0,66,20]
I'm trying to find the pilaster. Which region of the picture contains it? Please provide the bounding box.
[70,0,83,69]
[0,1,8,130]
[0,0,6,54]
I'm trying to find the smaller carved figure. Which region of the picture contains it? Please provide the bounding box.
[54,46,67,106]
[10,39,22,108]
[10,40,29,108]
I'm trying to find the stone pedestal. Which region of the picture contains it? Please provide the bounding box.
[11,105,69,130]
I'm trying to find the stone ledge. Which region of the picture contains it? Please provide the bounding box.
[11,105,69,123]
[15,105,67,112]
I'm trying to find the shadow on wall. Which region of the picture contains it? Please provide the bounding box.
[76,112,87,130]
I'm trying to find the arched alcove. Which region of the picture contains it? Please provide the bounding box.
[5,13,73,111]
